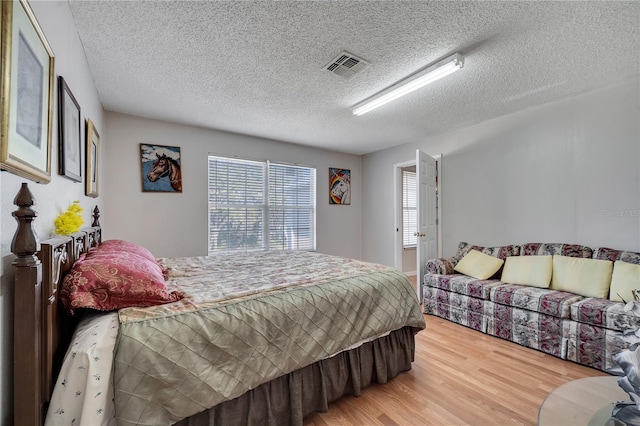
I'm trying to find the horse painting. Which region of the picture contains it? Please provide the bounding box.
[141,144,183,192]
[329,168,351,205]
[147,154,182,192]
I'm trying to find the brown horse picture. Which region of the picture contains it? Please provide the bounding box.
[140,144,183,192]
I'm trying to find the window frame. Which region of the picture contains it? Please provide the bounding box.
[208,155,316,254]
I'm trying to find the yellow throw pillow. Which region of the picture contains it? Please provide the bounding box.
[454,250,504,280]
[609,261,640,303]
[551,255,613,298]
[501,255,553,288]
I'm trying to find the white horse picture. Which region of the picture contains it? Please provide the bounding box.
[329,168,351,205]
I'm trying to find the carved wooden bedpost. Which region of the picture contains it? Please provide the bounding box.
[92,205,100,227]
[12,183,43,425]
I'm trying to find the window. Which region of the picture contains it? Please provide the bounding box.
[402,169,417,248]
[208,155,316,253]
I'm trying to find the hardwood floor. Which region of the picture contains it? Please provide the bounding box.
[408,274,417,291]
[304,314,608,426]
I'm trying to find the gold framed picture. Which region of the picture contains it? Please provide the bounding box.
[85,118,99,197]
[0,0,55,183]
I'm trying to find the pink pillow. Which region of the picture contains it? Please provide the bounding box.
[90,239,157,262]
[59,251,183,314]
[88,241,170,278]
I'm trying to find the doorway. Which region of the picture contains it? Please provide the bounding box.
[400,164,417,275]
[393,153,442,298]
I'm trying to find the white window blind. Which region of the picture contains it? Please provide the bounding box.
[269,163,315,250]
[402,170,417,248]
[208,156,316,253]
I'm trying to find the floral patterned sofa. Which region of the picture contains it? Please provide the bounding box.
[423,242,640,371]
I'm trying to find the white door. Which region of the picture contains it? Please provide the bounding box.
[415,150,437,301]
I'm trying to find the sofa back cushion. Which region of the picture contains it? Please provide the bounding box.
[501,255,553,288]
[451,243,520,278]
[551,255,613,298]
[593,247,640,265]
[454,250,505,280]
[454,242,520,261]
[609,261,640,303]
[520,243,593,258]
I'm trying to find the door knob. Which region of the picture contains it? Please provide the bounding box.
[413,232,426,237]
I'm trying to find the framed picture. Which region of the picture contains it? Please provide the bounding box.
[329,168,350,205]
[0,0,55,183]
[140,144,182,193]
[58,76,81,182]
[85,118,99,197]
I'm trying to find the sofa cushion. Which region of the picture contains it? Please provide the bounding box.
[520,243,593,258]
[486,304,567,358]
[423,287,489,332]
[501,255,552,288]
[425,242,519,276]
[551,255,613,299]
[491,284,583,319]
[424,274,502,300]
[609,261,640,303]
[593,247,640,265]
[565,318,640,371]
[454,241,520,262]
[454,250,504,280]
[571,297,640,332]
[425,257,455,275]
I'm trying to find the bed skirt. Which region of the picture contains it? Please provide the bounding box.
[175,326,418,426]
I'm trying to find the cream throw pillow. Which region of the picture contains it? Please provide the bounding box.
[454,250,504,280]
[501,255,552,288]
[551,255,613,298]
[609,261,640,303]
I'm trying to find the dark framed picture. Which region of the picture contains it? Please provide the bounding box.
[140,143,182,193]
[58,76,81,182]
[329,168,351,205]
[0,0,55,183]
[85,118,99,197]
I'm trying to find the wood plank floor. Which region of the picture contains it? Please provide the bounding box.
[304,313,609,426]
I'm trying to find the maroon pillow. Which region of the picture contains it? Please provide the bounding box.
[59,251,183,315]
[90,239,157,262]
[87,240,172,278]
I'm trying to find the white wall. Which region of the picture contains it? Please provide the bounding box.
[0,5,636,423]
[362,79,640,267]
[0,2,104,422]
[402,248,416,274]
[103,112,362,259]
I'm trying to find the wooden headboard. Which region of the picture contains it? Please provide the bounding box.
[12,183,102,425]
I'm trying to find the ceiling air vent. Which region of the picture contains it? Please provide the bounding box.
[324,51,369,80]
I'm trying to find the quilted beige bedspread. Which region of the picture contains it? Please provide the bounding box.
[114,251,425,425]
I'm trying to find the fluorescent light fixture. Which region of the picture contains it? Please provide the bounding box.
[352,52,464,116]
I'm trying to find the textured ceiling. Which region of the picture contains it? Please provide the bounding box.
[68,1,640,155]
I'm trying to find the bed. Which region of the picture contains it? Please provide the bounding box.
[11,183,426,426]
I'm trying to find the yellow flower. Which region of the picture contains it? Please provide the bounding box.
[54,201,84,235]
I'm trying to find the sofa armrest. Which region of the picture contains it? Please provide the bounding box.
[425,257,456,275]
